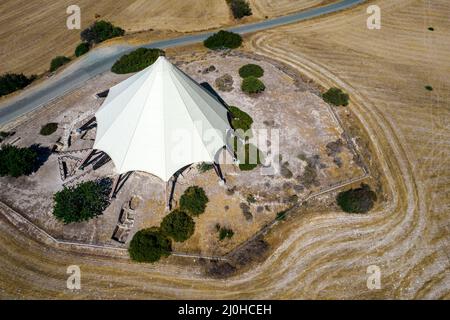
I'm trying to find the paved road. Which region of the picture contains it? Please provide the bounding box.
[0,0,365,126]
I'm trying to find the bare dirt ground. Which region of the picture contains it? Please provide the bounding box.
[0,0,448,299]
[0,51,363,259]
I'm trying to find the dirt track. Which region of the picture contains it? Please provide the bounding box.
[0,0,449,299]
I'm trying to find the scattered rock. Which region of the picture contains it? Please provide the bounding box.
[215,74,234,92]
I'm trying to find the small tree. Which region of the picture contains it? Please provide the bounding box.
[241,76,265,94]
[229,105,253,132]
[204,30,242,50]
[80,20,125,45]
[0,73,36,97]
[239,64,264,78]
[75,42,90,57]
[129,228,172,263]
[227,0,252,19]
[111,48,165,74]
[50,56,70,72]
[52,179,111,224]
[322,87,349,106]
[161,210,195,242]
[180,186,209,216]
[40,123,58,136]
[0,145,38,177]
[219,227,234,241]
[337,184,377,213]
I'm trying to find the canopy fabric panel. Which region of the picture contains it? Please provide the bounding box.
[94,56,231,181]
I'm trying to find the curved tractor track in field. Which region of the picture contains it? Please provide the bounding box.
[1,0,449,299]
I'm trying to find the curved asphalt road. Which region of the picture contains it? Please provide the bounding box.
[0,0,365,126]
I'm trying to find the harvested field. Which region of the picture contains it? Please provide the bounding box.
[249,0,335,19]
[0,0,448,299]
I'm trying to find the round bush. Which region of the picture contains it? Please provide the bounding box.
[50,56,70,72]
[238,64,264,78]
[229,105,253,132]
[52,179,111,224]
[180,186,209,216]
[0,73,36,97]
[337,184,377,213]
[203,30,242,50]
[75,42,90,57]
[161,210,195,242]
[0,144,38,177]
[129,228,172,263]
[81,20,125,45]
[322,87,349,106]
[237,143,263,171]
[40,123,58,136]
[241,76,265,94]
[111,48,165,74]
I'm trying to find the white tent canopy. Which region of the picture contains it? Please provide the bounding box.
[93,56,231,182]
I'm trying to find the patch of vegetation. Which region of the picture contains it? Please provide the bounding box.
[0,131,14,143]
[204,30,242,50]
[128,228,172,263]
[241,76,266,94]
[228,105,253,132]
[238,143,263,171]
[239,64,264,78]
[215,74,234,92]
[50,56,71,72]
[0,73,36,97]
[226,0,252,19]
[428,27,434,31]
[39,123,58,136]
[300,157,319,188]
[276,210,288,221]
[111,47,165,74]
[246,194,256,204]
[80,20,125,45]
[160,210,195,242]
[425,85,433,91]
[52,179,111,224]
[180,186,209,216]
[197,162,214,173]
[219,226,234,241]
[336,183,377,213]
[0,145,38,177]
[322,87,349,106]
[75,42,90,57]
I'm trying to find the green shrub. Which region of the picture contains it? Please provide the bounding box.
[52,179,111,224]
[229,106,253,132]
[40,123,58,136]
[197,162,214,173]
[322,87,349,106]
[180,186,209,216]
[80,20,125,45]
[336,184,377,213]
[227,0,252,19]
[0,73,35,97]
[276,210,288,221]
[237,143,263,171]
[75,42,90,57]
[204,30,242,50]
[160,209,195,242]
[239,64,264,78]
[111,47,165,74]
[0,145,38,177]
[50,56,70,72]
[425,85,433,91]
[219,227,234,241]
[129,228,172,263]
[241,76,265,94]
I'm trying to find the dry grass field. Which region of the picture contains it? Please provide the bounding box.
[0,0,232,75]
[0,0,449,299]
[0,0,335,76]
[249,0,334,18]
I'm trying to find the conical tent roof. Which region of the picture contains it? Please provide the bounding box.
[94,56,231,181]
